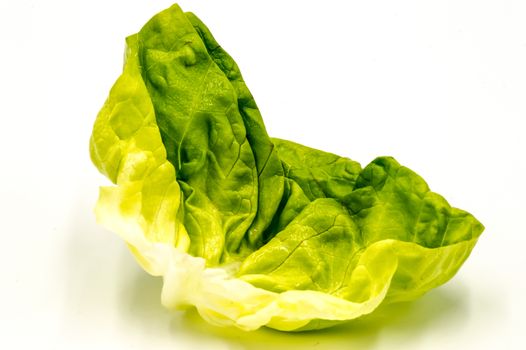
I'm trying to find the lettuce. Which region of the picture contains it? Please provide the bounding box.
[90,4,484,331]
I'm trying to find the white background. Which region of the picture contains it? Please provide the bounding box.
[1,0,525,348]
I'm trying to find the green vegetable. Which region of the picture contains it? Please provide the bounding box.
[90,4,484,331]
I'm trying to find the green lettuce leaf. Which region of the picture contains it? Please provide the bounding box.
[90,3,484,331]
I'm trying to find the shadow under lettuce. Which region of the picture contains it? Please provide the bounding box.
[111,250,470,349]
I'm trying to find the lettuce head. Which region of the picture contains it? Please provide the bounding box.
[89,4,484,331]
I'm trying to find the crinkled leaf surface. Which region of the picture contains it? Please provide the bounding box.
[90,4,484,331]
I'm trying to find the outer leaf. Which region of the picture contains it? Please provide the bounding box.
[238,157,483,305]
[90,34,189,275]
[160,238,397,331]
[346,157,484,303]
